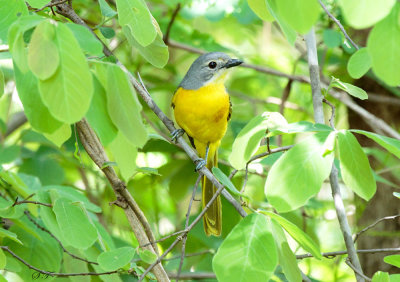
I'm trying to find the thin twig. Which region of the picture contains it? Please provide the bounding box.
[140,230,187,248]
[354,214,400,243]
[296,247,400,259]
[24,211,98,265]
[318,0,359,50]
[12,194,53,208]
[177,175,202,281]
[305,28,365,282]
[163,4,181,44]
[34,0,68,12]
[345,259,371,281]
[248,145,293,163]
[0,246,116,277]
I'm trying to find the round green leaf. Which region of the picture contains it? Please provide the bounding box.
[372,271,390,282]
[0,0,28,44]
[338,0,396,29]
[38,23,93,124]
[367,4,400,86]
[138,249,157,264]
[97,247,135,271]
[28,20,59,80]
[276,0,320,34]
[384,255,400,268]
[116,0,157,47]
[265,0,297,45]
[347,48,371,79]
[213,214,278,281]
[323,29,343,48]
[248,0,274,21]
[106,64,148,147]
[331,80,368,100]
[265,132,334,212]
[338,131,376,200]
[53,197,98,249]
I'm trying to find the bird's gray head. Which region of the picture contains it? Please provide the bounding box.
[179,52,243,90]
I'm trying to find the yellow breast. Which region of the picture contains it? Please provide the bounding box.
[172,83,230,144]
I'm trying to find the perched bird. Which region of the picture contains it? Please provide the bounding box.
[171,52,242,236]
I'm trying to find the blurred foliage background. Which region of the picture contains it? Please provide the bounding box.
[0,0,400,281]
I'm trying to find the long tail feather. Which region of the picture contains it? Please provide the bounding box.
[202,144,222,236]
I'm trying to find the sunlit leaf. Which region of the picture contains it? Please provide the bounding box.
[351,130,400,159]
[98,247,135,271]
[265,132,334,212]
[109,131,137,181]
[0,0,28,44]
[338,130,376,200]
[372,271,390,282]
[347,48,371,79]
[261,211,322,259]
[213,214,278,281]
[138,249,157,264]
[367,4,400,86]
[384,255,400,268]
[212,167,247,198]
[43,124,71,147]
[99,0,117,18]
[247,0,274,22]
[331,79,368,100]
[265,0,296,45]
[0,227,22,244]
[338,0,396,29]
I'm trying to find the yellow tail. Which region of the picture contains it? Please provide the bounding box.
[196,141,222,236]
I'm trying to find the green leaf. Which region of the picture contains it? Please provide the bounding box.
[331,79,368,100]
[229,112,288,170]
[4,224,61,281]
[0,170,30,198]
[86,74,118,146]
[0,198,23,219]
[116,0,157,47]
[265,132,334,212]
[123,26,169,68]
[43,123,71,147]
[390,274,400,282]
[19,157,65,186]
[372,271,390,282]
[63,252,90,282]
[0,248,5,270]
[269,219,302,282]
[106,64,147,147]
[0,68,4,97]
[45,185,101,213]
[338,0,396,29]
[109,131,137,181]
[66,23,103,56]
[27,20,59,80]
[0,145,20,164]
[0,227,22,244]
[351,130,400,159]
[384,255,400,268]
[99,0,118,18]
[97,247,135,271]
[99,26,116,39]
[14,63,62,133]
[276,0,320,34]
[212,167,247,198]
[347,48,371,79]
[261,211,322,259]
[0,0,28,44]
[138,249,157,264]
[53,197,98,249]
[265,0,296,45]
[38,22,93,124]
[323,29,343,48]
[367,4,400,86]
[213,214,278,281]
[338,131,376,200]
[247,0,274,22]
[394,192,400,199]
[268,121,332,137]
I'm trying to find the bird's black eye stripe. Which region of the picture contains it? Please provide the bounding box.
[208,61,217,69]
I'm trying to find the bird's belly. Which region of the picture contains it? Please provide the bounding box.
[173,85,230,144]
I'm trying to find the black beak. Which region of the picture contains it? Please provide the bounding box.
[224,59,243,68]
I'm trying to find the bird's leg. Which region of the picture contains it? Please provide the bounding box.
[171,128,185,142]
[195,143,209,171]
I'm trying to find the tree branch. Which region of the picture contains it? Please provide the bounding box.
[354,214,400,243]
[305,28,365,282]
[24,211,98,265]
[318,0,359,50]
[296,247,400,259]
[163,4,181,44]
[1,246,117,277]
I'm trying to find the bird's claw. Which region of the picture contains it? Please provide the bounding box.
[171,129,185,142]
[194,158,206,171]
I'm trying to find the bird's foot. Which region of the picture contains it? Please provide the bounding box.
[171,129,185,142]
[194,158,206,171]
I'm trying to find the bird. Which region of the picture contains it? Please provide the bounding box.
[171,52,242,236]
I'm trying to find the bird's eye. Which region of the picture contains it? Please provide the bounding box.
[208,61,217,69]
